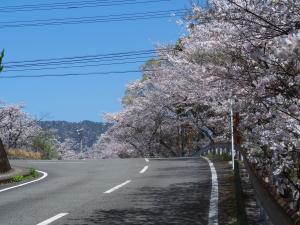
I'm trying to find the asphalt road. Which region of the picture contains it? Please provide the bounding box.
[0,158,212,225]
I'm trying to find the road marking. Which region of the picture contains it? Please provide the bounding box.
[104,180,131,194]
[145,158,149,163]
[202,157,218,225]
[0,170,48,193]
[37,213,69,225]
[149,157,196,160]
[30,161,84,164]
[139,165,148,174]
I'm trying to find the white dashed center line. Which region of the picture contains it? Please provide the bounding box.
[37,213,69,225]
[145,158,149,163]
[104,180,131,194]
[139,165,148,174]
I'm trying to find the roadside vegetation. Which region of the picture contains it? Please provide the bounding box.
[7,149,42,160]
[0,98,81,161]
[8,168,39,184]
[32,132,58,159]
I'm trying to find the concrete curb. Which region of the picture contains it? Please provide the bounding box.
[0,167,31,183]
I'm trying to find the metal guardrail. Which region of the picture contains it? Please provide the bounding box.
[194,143,298,225]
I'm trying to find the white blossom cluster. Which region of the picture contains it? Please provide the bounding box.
[56,138,78,160]
[0,103,41,149]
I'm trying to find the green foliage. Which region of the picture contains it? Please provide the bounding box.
[11,175,24,183]
[10,168,39,183]
[29,168,38,178]
[140,74,149,82]
[122,59,161,107]
[174,38,184,52]
[121,94,133,106]
[32,132,58,159]
[144,59,161,68]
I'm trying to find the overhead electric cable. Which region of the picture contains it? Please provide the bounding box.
[0,0,171,13]
[0,69,161,79]
[3,48,172,74]
[0,9,185,24]
[0,9,186,29]
[5,49,158,65]
[5,54,157,69]
[4,59,167,73]
[4,48,173,69]
[4,60,148,72]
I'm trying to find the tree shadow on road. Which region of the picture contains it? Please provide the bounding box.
[62,159,211,225]
[64,182,210,225]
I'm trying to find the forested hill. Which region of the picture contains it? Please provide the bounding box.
[38,120,111,152]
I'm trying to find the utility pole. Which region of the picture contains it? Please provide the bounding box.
[230,95,235,170]
[77,128,84,156]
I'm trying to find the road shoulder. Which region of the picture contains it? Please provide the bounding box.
[212,159,238,225]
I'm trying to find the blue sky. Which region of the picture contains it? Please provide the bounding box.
[0,0,202,122]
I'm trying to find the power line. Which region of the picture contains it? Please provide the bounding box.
[0,9,186,29]
[5,49,158,66]
[2,48,171,74]
[0,69,160,79]
[4,57,167,72]
[1,9,184,24]
[4,59,159,72]
[0,0,171,13]
[4,48,172,70]
[5,54,157,69]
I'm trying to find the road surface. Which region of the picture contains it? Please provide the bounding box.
[0,158,212,225]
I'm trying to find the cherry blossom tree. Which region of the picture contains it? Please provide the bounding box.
[184,0,300,208]
[0,104,41,149]
[56,138,78,160]
[96,0,299,208]
[90,133,132,159]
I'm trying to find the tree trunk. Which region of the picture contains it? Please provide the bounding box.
[0,138,11,173]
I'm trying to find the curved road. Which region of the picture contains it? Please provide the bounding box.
[0,158,212,225]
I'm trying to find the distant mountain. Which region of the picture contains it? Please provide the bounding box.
[38,120,111,152]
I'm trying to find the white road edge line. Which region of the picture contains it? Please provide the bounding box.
[139,165,149,174]
[30,161,84,164]
[202,157,219,225]
[145,158,149,163]
[0,170,48,193]
[104,180,131,194]
[37,213,69,225]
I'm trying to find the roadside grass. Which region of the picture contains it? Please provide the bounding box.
[207,154,240,225]
[9,168,40,184]
[7,148,42,160]
[10,174,24,183]
[29,168,39,177]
